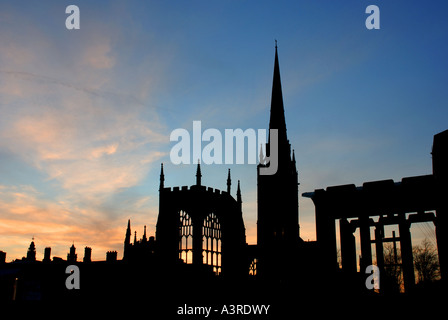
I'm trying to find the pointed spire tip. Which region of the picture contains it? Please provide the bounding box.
[196,160,202,186]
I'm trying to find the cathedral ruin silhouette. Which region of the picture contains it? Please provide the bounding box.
[122,43,301,281]
[1,44,447,307]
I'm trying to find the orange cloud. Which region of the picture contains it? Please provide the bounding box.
[0,9,173,262]
[0,184,159,261]
[90,143,119,159]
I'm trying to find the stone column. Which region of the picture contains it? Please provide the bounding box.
[435,211,447,280]
[374,224,385,270]
[399,214,415,292]
[340,218,357,273]
[359,214,372,272]
[315,200,338,270]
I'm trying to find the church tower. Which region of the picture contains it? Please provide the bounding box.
[257,42,300,279]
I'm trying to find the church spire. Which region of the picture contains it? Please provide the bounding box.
[236,180,242,205]
[227,168,231,194]
[159,163,165,190]
[123,219,132,260]
[196,160,202,186]
[256,43,300,279]
[269,41,288,144]
[125,219,131,245]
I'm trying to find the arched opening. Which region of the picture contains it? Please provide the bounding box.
[249,258,257,276]
[202,213,222,274]
[179,210,193,264]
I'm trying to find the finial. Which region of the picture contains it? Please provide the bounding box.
[227,168,231,194]
[196,159,202,186]
[275,39,278,49]
[159,163,165,190]
[237,180,242,204]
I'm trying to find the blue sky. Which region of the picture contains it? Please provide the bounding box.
[0,0,446,260]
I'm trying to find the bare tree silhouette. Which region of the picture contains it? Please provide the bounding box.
[413,238,440,284]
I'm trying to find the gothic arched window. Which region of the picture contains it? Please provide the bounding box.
[249,258,257,276]
[179,210,193,264]
[202,213,222,274]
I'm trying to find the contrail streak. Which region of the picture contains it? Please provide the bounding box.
[0,70,168,111]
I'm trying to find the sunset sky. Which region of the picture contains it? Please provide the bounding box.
[0,0,447,261]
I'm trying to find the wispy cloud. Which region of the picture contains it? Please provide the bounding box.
[0,6,170,260]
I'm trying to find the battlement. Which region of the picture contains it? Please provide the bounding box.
[161,185,231,197]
